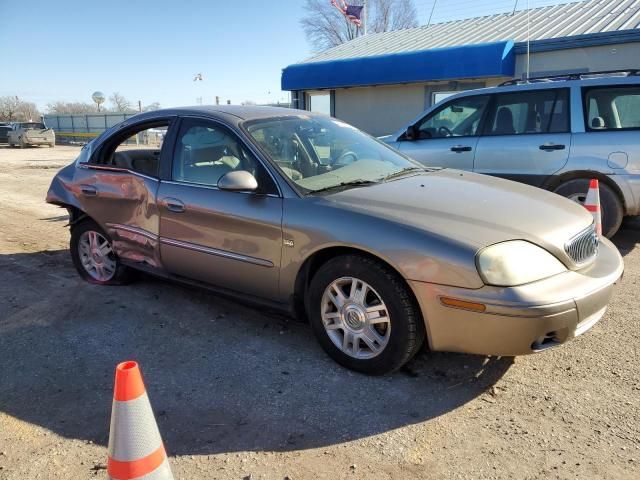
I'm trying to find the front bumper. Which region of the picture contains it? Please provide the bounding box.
[410,237,624,356]
[24,137,53,145]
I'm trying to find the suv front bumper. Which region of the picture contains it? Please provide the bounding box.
[409,237,624,356]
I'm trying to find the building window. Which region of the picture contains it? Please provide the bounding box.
[432,91,457,105]
[307,92,331,115]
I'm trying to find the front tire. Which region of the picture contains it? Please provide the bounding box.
[70,220,134,285]
[308,255,425,375]
[554,179,623,238]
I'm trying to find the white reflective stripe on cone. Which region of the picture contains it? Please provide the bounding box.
[108,458,174,480]
[108,392,163,462]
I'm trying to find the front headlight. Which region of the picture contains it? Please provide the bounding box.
[477,240,566,286]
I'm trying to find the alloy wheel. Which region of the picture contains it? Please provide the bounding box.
[321,277,391,359]
[78,230,117,282]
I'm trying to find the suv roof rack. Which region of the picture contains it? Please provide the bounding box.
[499,69,640,86]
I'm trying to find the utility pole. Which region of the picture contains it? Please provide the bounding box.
[138,100,142,112]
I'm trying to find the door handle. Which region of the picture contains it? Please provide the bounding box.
[80,185,98,196]
[451,145,472,153]
[539,143,566,151]
[162,198,185,213]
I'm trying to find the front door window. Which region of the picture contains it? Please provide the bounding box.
[416,96,489,139]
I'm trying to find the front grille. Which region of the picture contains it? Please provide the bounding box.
[565,224,599,265]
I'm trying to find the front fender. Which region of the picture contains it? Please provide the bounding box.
[279,198,484,302]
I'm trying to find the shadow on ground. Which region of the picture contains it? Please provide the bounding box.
[612,216,640,257]
[0,249,512,455]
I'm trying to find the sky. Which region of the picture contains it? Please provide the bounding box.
[0,0,580,112]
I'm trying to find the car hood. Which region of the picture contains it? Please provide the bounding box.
[320,169,593,267]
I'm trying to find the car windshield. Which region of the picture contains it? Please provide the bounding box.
[245,115,423,194]
[20,123,46,130]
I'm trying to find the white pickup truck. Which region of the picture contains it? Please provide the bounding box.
[8,122,55,148]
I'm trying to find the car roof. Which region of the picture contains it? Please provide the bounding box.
[137,105,306,122]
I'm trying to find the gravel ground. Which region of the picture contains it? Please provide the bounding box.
[0,145,638,480]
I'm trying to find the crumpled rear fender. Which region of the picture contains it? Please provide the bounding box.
[45,162,82,211]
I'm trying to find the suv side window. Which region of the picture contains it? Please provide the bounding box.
[99,121,170,178]
[415,96,489,139]
[172,118,276,193]
[584,86,640,131]
[485,89,569,135]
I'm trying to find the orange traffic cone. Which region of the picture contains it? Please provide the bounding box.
[584,179,602,236]
[107,361,173,480]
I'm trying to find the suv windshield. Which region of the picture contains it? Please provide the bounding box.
[18,123,46,130]
[245,115,422,193]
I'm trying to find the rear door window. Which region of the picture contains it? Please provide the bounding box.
[584,86,640,130]
[97,121,171,178]
[485,89,569,135]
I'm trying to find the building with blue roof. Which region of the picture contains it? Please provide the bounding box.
[282,0,640,135]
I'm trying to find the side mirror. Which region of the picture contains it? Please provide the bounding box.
[405,125,418,141]
[218,170,258,192]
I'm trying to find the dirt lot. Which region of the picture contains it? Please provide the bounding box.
[0,145,638,480]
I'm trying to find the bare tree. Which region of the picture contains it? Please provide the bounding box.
[17,101,40,122]
[142,102,161,112]
[0,96,22,121]
[109,92,133,112]
[241,100,257,106]
[46,101,98,114]
[0,96,42,122]
[301,0,418,52]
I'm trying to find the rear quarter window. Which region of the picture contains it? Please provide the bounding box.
[584,85,640,131]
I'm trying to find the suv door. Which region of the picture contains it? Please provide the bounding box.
[473,88,571,186]
[157,117,283,299]
[396,95,489,170]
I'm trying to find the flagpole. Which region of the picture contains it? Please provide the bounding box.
[363,0,367,35]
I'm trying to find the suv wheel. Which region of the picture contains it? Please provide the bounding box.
[308,254,425,375]
[70,220,134,285]
[554,179,623,238]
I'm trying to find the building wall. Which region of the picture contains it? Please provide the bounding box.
[333,80,492,136]
[333,84,425,136]
[314,42,639,136]
[515,42,640,77]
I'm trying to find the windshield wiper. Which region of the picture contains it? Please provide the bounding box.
[307,179,379,195]
[383,167,425,181]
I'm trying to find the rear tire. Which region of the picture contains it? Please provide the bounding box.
[308,254,425,375]
[554,179,623,238]
[70,219,135,285]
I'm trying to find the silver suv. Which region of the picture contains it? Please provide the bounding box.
[383,71,640,237]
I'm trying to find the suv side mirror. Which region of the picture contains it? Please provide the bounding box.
[218,170,258,192]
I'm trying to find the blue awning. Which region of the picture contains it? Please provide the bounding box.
[282,41,515,91]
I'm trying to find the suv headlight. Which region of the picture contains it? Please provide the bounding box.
[476,240,566,286]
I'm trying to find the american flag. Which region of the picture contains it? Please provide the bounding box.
[345,5,363,26]
[331,0,364,27]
